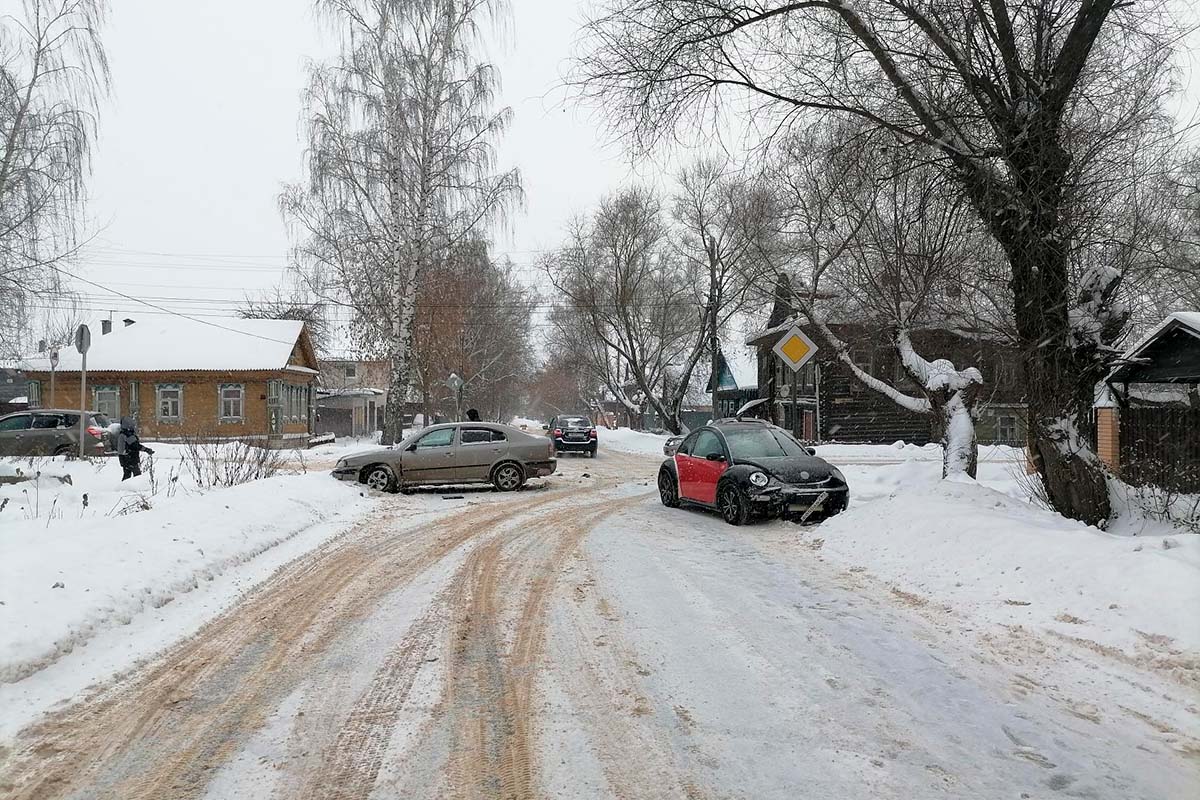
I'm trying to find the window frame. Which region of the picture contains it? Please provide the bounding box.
[460,427,496,446]
[0,414,32,431]
[415,427,456,449]
[692,430,725,460]
[218,383,245,423]
[156,383,183,423]
[93,385,121,419]
[343,362,357,378]
[27,380,42,408]
[997,415,1018,443]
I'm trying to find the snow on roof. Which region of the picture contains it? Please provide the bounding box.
[1116,311,1200,364]
[1171,311,1200,334]
[725,344,758,390]
[19,317,309,374]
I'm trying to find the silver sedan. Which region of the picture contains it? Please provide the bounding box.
[331,422,557,492]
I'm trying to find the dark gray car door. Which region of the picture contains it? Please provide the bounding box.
[401,426,459,484]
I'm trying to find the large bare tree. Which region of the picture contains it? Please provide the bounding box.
[283,0,521,443]
[544,189,703,433]
[577,0,1178,524]
[0,0,109,357]
[672,157,777,420]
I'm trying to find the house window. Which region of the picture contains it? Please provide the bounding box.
[344,362,357,378]
[27,380,42,408]
[219,384,245,421]
[157,384,182,421]
[94,385,120,418]
[799,361,816,390]
[129,381,140,418]
[997,415,1018,443]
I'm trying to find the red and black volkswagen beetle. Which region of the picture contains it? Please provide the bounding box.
[656,418,849,525]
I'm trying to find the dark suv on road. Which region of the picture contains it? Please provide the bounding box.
[545,414,598,457]
[0,409,115,457]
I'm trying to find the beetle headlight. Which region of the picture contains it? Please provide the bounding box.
[749,471,769,487]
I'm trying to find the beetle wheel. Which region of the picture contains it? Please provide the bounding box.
[658,470,680,508]
[718,485,749,526]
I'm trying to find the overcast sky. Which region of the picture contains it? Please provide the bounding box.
[59,0,1200,332]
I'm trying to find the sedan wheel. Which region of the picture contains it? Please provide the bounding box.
[364,466,394,493]
[493,463,524,492]
[658,470,680,508]
[718,485,749,526]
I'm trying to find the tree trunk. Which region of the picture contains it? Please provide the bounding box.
[938,390,978,479]
[964,129,1111,525]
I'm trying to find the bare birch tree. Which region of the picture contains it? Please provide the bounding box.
[576,0,1180,524]
[0,0,109,357]
[283,0,521,443]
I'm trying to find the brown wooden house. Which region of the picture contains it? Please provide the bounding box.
[729,276,1027,445]
[20,317,319,447]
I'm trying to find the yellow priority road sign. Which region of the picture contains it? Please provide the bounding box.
[772,325,819,372]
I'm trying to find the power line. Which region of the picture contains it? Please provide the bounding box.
[30,265,301,346]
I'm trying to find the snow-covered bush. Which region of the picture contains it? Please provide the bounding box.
[179,439,287,489]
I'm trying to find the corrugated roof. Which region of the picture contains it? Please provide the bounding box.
[19,317,309,373]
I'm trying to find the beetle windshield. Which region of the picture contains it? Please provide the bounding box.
[724,427,808,460]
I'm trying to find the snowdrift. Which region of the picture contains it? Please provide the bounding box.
[817,475,1200,672]
[0,464,373,685]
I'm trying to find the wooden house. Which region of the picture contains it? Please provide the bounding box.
[20,317,319,446]
[737,276,1027,445]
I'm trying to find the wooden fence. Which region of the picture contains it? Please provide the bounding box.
[1119,407,1200,493]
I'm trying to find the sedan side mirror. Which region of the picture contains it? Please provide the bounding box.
[705,452,726,462]
[406,443,418,452]
[805,446,817,456]
[541,424,549,431]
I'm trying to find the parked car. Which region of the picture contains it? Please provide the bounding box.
[0,409,115,457]
[544,414,598,457]
[656,418,849,525]
[331,422,557,492]
[663,435,684,456]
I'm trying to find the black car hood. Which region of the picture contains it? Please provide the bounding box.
[738,456,836,484]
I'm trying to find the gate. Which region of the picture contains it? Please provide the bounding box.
[1119,407,1200,493]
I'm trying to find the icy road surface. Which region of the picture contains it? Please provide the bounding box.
[1,450,1194,800]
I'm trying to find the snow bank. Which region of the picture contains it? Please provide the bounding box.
[598,427,669,456]
[0,470,373,684]
[816,476,1200,669]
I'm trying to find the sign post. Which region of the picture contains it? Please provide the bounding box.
[49,349,59,407]
[75,325,91,459]
[446,373,465,421]
[770,325,819,438]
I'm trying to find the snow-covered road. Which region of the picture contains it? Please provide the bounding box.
[1,449,1195,799]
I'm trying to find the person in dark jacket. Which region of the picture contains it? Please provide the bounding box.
[116,416,154,480]
[466,408,481,422]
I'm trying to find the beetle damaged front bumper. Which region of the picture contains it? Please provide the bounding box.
[747,483,849,521]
